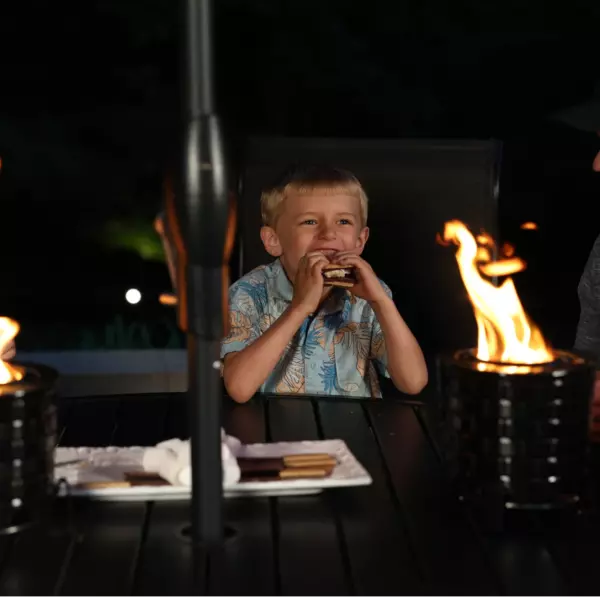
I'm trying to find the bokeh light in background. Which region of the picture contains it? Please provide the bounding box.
[125,289,142,305]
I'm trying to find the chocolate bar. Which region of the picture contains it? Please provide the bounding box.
[238,454,336,482]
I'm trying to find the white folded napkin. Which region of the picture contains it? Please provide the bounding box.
[142,429,242,487]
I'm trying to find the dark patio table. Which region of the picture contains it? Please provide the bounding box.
[1,389,600,595]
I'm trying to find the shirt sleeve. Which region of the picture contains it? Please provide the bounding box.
[220,282,262,359]
[575,234,600,362]
[371,280,393,377]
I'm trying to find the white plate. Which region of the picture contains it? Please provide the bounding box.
[54,439,372,502]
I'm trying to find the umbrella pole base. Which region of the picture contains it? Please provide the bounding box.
[178,523,238,546]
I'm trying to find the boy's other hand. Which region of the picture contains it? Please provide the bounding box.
[334,252,388,304]
[291,252,330,316]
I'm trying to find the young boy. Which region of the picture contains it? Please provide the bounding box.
[221,164,427,403]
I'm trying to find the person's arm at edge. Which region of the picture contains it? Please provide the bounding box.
[574,234,600,360]
[574,235,600,437]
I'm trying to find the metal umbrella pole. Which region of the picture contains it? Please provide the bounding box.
[164,0,235,546]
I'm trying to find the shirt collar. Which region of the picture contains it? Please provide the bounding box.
[269,258,348,315]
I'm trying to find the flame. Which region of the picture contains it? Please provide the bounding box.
[479,257,526,277]
[159,293,178,306]
[442,220,553,367]
[435,232,451,247]
[475,247,491,262]
[521,221,538,231]
[0,317,25,384]
[476,233,494,247]
[501,242,515,257]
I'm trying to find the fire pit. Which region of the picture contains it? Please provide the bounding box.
[438,222,595,511]
[0,318,58,534]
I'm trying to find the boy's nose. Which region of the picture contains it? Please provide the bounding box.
[318,225,337,240]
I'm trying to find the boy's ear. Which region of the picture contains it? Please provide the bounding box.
[260,226,283,257]
[354,227,369,255]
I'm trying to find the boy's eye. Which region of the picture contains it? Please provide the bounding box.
[301,219,317,225]
[339,219,352,225]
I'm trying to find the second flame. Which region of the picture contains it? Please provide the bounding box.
[442,220,553,366]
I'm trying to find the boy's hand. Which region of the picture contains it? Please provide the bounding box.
[334,251,388,304]
[291,252,331,315]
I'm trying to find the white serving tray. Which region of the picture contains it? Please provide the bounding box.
[54,439,372,501]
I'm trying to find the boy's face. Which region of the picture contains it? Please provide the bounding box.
[260,192,369,280]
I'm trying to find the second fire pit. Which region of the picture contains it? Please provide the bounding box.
[439,349,594,510]
[438,221,595,512]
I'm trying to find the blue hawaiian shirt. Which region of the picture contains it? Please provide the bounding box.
[221,259,391,398]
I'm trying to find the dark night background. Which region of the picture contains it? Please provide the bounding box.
[1,0,599,352]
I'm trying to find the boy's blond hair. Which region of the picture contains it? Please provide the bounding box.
[260,164,368,228]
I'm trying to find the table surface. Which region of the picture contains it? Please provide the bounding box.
[1,389,600,596]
